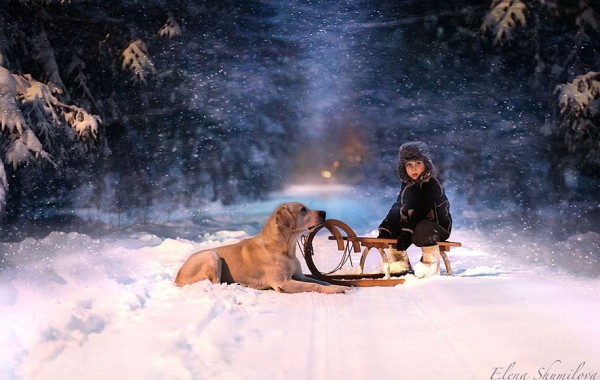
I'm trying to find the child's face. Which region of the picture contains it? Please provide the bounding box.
[405,160,425,180]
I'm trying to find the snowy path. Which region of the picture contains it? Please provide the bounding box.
[206,274,600,380]
[2,237,599,380]
[1,185,600,379]
[167,272,600,380]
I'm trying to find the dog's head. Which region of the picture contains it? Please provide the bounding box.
[274,202,326,232]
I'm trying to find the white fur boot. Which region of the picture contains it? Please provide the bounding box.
[381,247,412,275]
[413,245,440,278]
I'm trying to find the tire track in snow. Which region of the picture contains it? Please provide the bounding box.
[306,287,471,379]
[307,293,358,379]
[407,279,480,379]
[304,290,361,378]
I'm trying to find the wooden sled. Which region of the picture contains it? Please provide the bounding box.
[301,219,461,287]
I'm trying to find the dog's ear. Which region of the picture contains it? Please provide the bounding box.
[275,204,296,229]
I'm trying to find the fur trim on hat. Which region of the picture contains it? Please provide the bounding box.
[397,141,437,183]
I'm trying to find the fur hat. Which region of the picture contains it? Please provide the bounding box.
[397,141,437,183]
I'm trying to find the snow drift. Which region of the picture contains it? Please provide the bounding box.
[1,185,599,380]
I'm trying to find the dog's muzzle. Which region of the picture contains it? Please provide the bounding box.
[308,210,326,230]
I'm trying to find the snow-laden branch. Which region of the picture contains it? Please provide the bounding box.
[0,66,101,169]
[159,15,182,39]
[121,39,157,84]
[481,0,527,45]
[482,0,598,46]
[0,67,51,168]
[556,71,600,117]
[5,127,52,168]
[14,73,101,139]
[555,71,600,154]
[0,67,25,135]
[63,105,101,139]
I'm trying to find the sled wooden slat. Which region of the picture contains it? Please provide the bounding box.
[328,236,461,252]
[306,274,406,287]
[343,278,406,287]
[303,219,462,286]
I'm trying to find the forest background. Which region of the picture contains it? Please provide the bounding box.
[0,0,598,240]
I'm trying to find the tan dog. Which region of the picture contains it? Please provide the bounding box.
[175,202,351,294]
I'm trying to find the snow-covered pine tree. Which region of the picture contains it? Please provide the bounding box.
[481,0,600,183]
[0,59,102,217]
[2,1,297,222]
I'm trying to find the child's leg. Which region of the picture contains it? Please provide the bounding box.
[412,220,449,246]
[412,220,449,278]
[414,245,441,278]
[382,247,412,275]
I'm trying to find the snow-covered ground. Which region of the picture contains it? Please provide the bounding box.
[1,184,600,380]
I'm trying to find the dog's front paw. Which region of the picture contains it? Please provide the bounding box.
[323,284,352,294]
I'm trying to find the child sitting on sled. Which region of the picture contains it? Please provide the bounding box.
[378,141,452,278]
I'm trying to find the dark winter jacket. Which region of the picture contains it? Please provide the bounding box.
[378,141,452,238]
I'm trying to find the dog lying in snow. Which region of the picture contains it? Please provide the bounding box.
[175,202,351,294]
